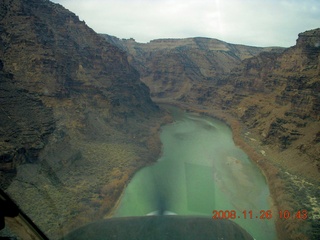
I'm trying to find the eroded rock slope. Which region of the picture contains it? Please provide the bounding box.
[0,0,165,238]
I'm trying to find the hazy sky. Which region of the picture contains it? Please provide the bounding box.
[51,0,320,47]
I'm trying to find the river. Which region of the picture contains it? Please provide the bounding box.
[114,107,277,240]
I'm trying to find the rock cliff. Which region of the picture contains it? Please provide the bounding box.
[102,35,284,99]
[104,29,320,240]
[0,66,55,175]
[0,0,165,238]
[222,29,320,176]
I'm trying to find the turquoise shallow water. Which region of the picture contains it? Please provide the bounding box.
[114,107,277,240]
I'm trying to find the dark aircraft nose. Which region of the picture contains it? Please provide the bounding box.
[62,215,254,240]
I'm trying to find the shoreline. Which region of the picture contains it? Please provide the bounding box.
[152,99,291,239]
[105,108,173,219]
[107,99,315,239]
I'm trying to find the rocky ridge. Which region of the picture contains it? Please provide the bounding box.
[102,35,284,100]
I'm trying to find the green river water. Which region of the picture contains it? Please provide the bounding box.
[114,107,277,240]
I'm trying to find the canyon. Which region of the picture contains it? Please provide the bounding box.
[103,30,320,239]
[0,0,319,239]
[103,31,320,182]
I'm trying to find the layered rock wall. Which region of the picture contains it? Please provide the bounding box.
[0,0,165,238]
